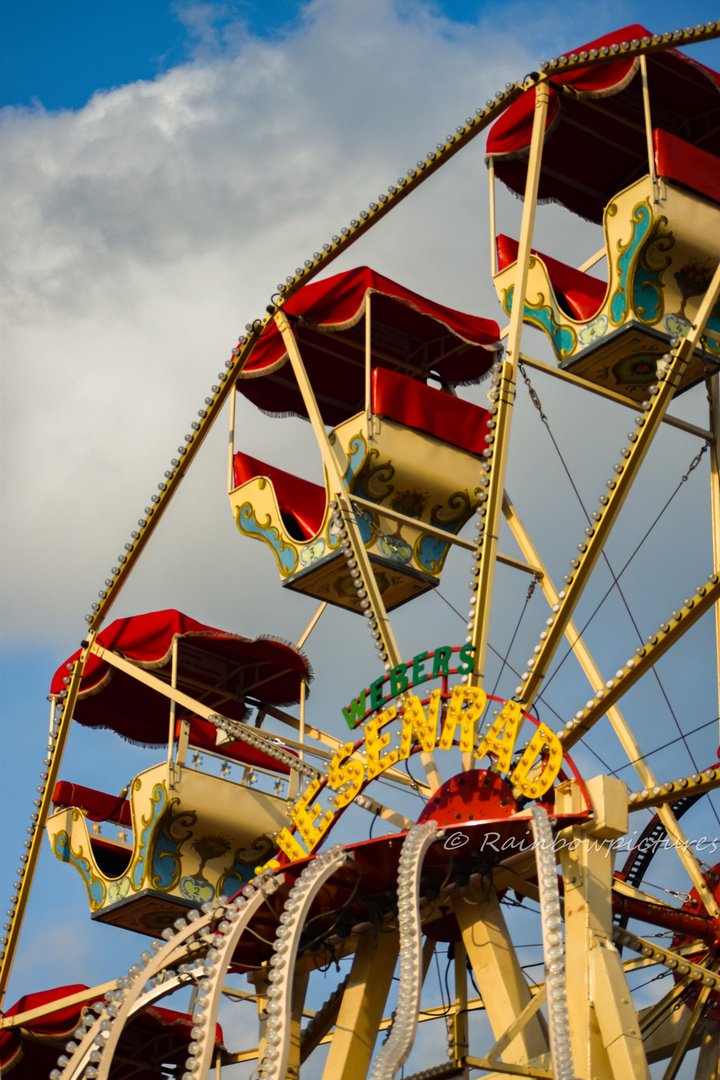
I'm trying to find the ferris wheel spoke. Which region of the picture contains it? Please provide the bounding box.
[321,928,400,1080]
[709,374,720,742]
[467,86,550,693]
[560,576,720,749]
[660,971,718,1080]
[637,972,696,1037]
[452,885,547,1067]
[515,284,720,717]
[0,631,97,1007]
[501,488,688,783]
[613,928,720,993]
[502,485,720,925]
[695,1022,720,1080]
[299,974,349,1063]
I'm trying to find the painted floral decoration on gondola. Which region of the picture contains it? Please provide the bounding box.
[674,259,715,317]
[390,488,429,520]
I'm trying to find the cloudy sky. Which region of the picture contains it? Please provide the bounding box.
[2,2,719,1074]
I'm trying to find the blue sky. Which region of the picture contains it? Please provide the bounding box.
[3,0,719,111]
[2,0,492,110]
[1,4,719,1075]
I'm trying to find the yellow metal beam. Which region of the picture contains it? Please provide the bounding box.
[517,263,720,716]
[0,629,97,1007]
[468,83,550,688]
[696,1024,720,1080]
[661,974,717,1080]
[273,310,403,674]
[560,577,720,749]
[349,495,542,577]
[612,927,720,992]
[709,372,720,743]
[452,885,547,1066]
[0,980,117,1029]
[518,353,712,441]
[628,767,720,811]
[465,1057,551,1078]
[295,602,327,649]
[286,970,309,1077]
[273,311,442,793]
[502,490,720,918]
[559,779,650,1080]
[320,929,399,1080]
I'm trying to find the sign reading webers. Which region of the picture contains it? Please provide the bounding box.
[275,646,564,863]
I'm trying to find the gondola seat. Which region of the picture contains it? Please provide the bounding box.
[178,716,294,774]
[493,128,720,402]
[53,780,133,827]
[233,452,327,542]
[231,368,491,613]
[654,128,720,207]
[47,759,292,935]
[496,235,607,323]
[371,367,491,455]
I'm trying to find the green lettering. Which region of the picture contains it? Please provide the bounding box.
[432,646,452,679]
[342,690,367,729]
[369,676,387,712]
[390,664,409,696]
[458,642,475,673]
[412,651,429,687]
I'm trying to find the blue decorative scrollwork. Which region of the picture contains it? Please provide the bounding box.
[236,503,298,574]
[416,534,448,574]
[505,286,576,358]
[54,831,106,908]
[610,201,652,324]
[344,433,368,487]
[132,783,167,889]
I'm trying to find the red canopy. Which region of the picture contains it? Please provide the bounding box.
[51,610,311,745]
[486,25,720,222]
[237,266,500,426]
[0,983,224,1078]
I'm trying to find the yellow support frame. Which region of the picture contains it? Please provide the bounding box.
[468,83,550,688]
[517,263,720,715]
[0,628,97,1006]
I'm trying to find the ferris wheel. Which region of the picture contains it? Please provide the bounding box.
[2,20,720,1080]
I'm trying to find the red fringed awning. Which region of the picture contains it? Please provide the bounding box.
[237,266,500,426]
[486,25,720,222]
[50,610,311,745]
[0,983,224,1077]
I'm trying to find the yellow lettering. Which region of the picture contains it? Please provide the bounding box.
[474,699,523,772]
[365,706,398,779]
[438,686,486,752]
[509,723,563,797]
[276,827,310,863]
[291,777,335,852]
[399,692,440,760]
[328,742,365,809]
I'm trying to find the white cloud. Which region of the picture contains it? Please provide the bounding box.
[1,0,543,646]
